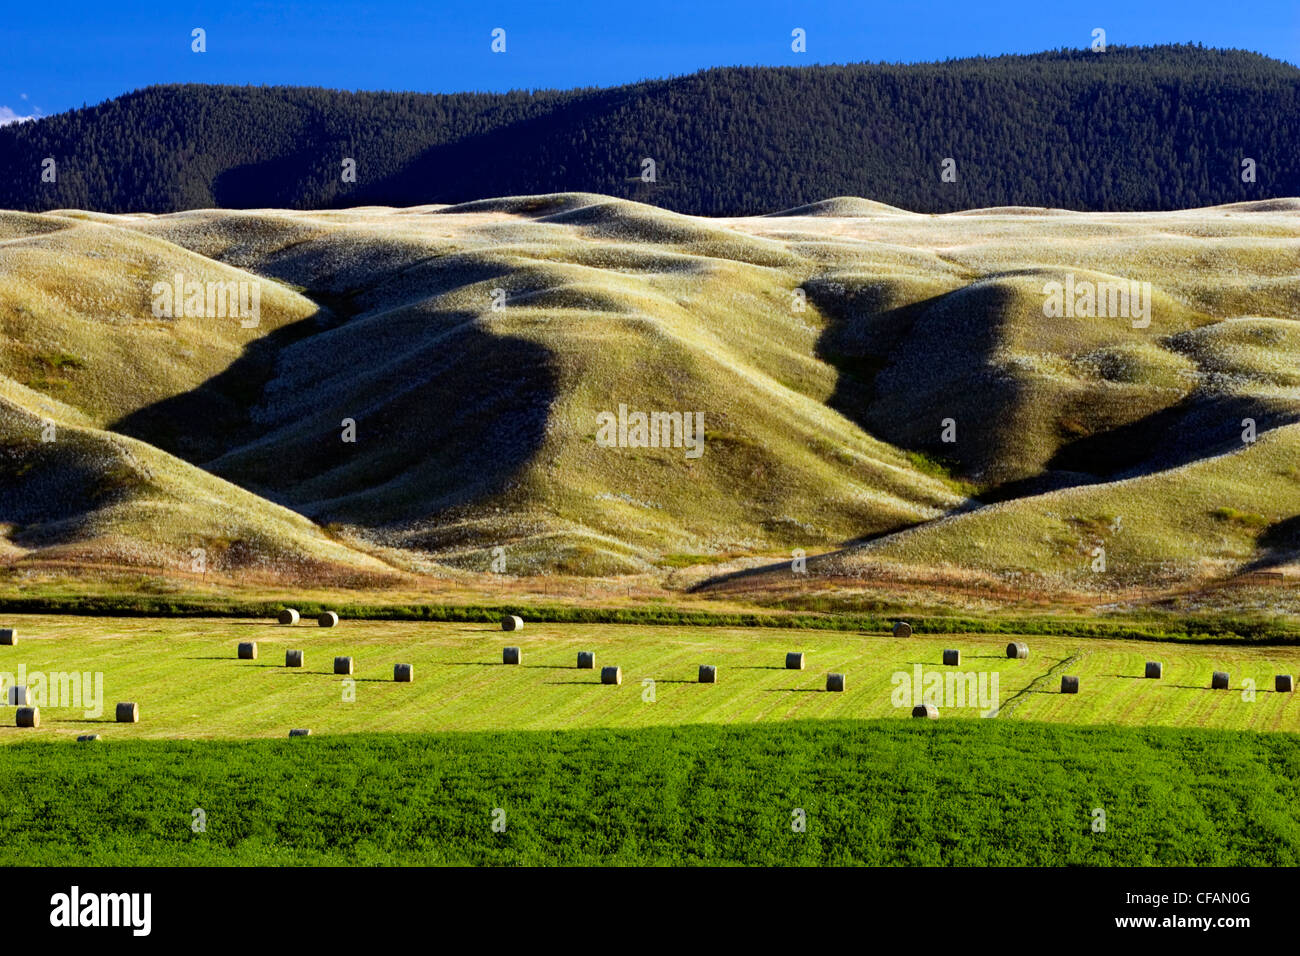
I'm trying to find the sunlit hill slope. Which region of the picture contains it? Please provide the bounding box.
[0,195,1297,591]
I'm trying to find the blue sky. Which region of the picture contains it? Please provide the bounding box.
[1,0,1297,122]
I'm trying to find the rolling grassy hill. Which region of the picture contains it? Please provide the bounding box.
[0,194,1296,593]
[0,378,399,585]
[812,422,1300,590]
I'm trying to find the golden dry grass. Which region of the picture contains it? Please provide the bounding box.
[0,193,1295,595]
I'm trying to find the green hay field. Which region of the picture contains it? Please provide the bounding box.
[2,614,1299,740]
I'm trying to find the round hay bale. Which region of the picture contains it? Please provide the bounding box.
[892,621,912,638]
[76,734,100,742]
[1276,674,1294,693]
[393,663,414,683]
[911,703,939,719]
[826,673,846,692]
[277,608,300,625]
[698,664,717,683]
[318,611,339,628]
[1006,642,1028,659]
[288,728,312,737]
[502,615,524,632]
[0,627,16,645]
[577,651,595,669]
[601,666,622,685]
[1212,671,1230,690]
[942,649,960,666]
[237,641,257,660]
[115,702,139,723]
[7,686,29,706]
[785,652,805,670]
[503,646,522,665]
[1060,676,1079,694]
[286,649,304,668]
[1144,661,1162,679]
[334,656,354,675]
[16,706,38,728]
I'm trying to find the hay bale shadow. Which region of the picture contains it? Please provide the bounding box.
[764,688,825,693]
[441,661,501,667]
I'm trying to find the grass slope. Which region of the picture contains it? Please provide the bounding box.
[1,194,1297,589]
[821,422,1300,589]
[122,197,964,572]
[0,212,321,432]
[0,379,399,584]
[1,720,1297,865]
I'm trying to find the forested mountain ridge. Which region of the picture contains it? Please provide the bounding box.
[2,45,1296,215]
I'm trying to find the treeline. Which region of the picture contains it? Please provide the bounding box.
[1,45,1296,215]
[0,593,1294,643]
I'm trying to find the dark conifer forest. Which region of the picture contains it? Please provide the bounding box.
[1,45,1296,214]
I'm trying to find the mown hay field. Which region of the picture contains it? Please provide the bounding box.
[1,614,1299,739]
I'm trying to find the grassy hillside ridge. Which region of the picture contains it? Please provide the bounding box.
[0,377,401,584]
[0,213,324,452]
[1,194,1297,586]
[814,422,1300,588]
[1,45,1297,216]
[119,197,965,573]
[1,720,1297,865]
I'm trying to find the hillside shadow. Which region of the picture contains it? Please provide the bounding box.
[807,283,947,444]
[966,394,1300,505]
[214,148,331,208]
[343,87,642,208]
[0,446,138,544]
[808,276,1300,518]
[689,343,1300,599]
[107,295,559,532]
[1243,514,1300,572]
[1045,394,1299,482]
[110,306,337,464]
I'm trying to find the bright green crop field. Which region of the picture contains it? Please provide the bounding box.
[0,614,1298,739]
[1,614,1298,865]
[0,721,1298,865]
